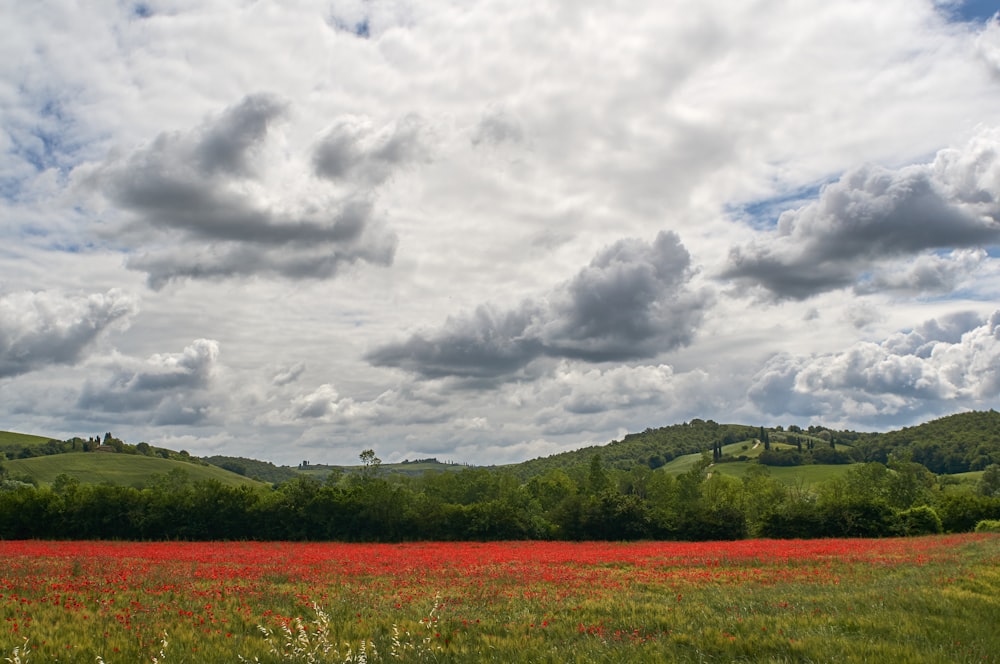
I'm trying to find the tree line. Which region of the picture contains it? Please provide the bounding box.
[1,451,998,541]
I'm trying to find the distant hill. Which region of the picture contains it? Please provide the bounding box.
[296,458,472,480]
[500,420,764,480]
[855,410,1000,474]
[4,410,1000,489]
[500,411,997,481]
[202,455,303,484]
[0,430,61,455]
[4,452,262,488]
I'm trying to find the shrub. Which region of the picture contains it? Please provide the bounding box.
[974,519,1000,533]
[897,505,943,536]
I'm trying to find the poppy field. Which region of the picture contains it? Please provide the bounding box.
[1,535,998,663]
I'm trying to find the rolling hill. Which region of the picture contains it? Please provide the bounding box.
[4,452,262,488]
[3,410,999,489]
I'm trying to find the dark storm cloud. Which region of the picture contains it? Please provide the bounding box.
[722,130,1000,300]
[367,231,713,379]
[81,94,402,288]
[0,289,137,377]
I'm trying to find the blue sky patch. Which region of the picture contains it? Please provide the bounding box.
[730,181,828,229]
[944,0,998,23]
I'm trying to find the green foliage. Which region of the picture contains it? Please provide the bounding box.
[978,463,1000,497]
[936,492,1000,533]
[974,519,1000,532]
[203,455,303,484]
[897,505,943,536]
[856,410,1000,473]
[4,453,259,488]
[757,448,804,466]
[503,419,758,480]
[5,412,1000,542]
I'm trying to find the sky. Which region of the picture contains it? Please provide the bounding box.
[2,0,1000,467]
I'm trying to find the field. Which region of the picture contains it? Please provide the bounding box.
[1,536,998,663]
[0,432,54,447]
[661,443,856,485]
[3,453,259,488]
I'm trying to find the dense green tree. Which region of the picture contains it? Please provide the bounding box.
[587,454,610,495]
[978,464,1000,497]
[897,505,943,536]
[740,465,788,536]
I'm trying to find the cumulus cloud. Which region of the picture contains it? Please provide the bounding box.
[748,310,1000,424]
[0,289,137,377]
[283,383,376,422]
[257,381,447,428]
[78,94,403,288]
[77,339,220,425]
[723,127,1000,299]
[367,231,713,379]
[855,249,987,294]
[312,114,426,186]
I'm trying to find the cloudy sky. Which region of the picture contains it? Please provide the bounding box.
[2,0,1000,466]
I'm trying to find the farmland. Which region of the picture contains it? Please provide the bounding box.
[1,535,998,663]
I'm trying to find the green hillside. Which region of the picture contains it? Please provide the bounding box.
[0,430,59,453]
[202,455,303,484]
[5,452,262,488]
[502,420,761,480]
[5,410,1000,490]
[853,410,1000,473]
[656,440,856,486]
[0,430,55,444]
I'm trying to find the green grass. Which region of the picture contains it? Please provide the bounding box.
[711,461,856,486]
[660,443,858,486]
[0,430,56,447]
[4,452,262,488]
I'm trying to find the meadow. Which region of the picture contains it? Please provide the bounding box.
[1,535,998,663]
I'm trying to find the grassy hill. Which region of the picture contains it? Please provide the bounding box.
[854,410,1000,473]
[5,410,999,490]
[501,420,762,480]
[0,430,56,447]
[201,455,303,484]
[5,453,262,488]
[657,440,857,487]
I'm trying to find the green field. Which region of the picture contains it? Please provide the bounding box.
[4,452,260,488]
[0,430,55,447]
[660,442,857,486]
[710,460,856,485]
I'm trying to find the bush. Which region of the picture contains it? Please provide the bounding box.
[897,505,943,536]
[937,493,1000,532]
[759,500,825,538]
[974,519,1000,533]
[821,499,897,538]
[758,449,804,467]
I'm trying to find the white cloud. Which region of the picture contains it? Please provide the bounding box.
[75,94,401,288]
[77,339,222,425]
[722,127,1000,300]
[2,1,1000,464]
[749,311,1000,426]
[0,289,137,377]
